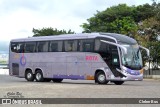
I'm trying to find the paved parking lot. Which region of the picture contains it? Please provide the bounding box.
[0,75,160,107]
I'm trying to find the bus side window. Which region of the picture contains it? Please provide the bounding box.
[94,39,110,60]
[64,40,77,52]
[17,43,25,53]
[37,41,48,52]
[110,45,120,66]
[49,41,63,52]
[11,43,18,53]
[79,39,94,52]
[11,42,24,53]
[25,42,36,53]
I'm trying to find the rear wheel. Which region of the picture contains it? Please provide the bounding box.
[52,79,63,83]
[25,70,34,82]
[113,81,124,85]
[35,70,44,82]
[95,71,108,84]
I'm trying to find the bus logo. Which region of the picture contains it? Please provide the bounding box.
[86,56,98,61]
[20,56,26,66]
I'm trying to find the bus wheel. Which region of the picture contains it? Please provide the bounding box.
[52,79,63,83]
[35,70,44,82]
[96,71,108,84]
[113,81,124,85]
[25,70,34,82]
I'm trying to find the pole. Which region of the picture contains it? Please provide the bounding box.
[149,60,150,75]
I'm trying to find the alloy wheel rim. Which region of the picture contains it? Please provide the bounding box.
[98,74,105,82]
[27,73,32,79]
[36,73,41,80]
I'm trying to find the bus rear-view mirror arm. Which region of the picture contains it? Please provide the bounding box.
[139,45,150,57]
[100,40,127,54]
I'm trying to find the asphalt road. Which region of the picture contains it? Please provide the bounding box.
[0,75,160,107]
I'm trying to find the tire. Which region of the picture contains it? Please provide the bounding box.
[52,79,63,83]
[113,81,124,85]
[44,78,51,82]
[25,70,34,82]
[35,70,44,82]
[95,71,108,84]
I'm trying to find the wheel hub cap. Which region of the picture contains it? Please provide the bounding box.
[36,73,41,80]
[27,73,32,79]
[98,74,105,82]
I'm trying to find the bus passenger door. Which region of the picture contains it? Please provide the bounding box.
[66,56,78,79]
[110,46,121,77]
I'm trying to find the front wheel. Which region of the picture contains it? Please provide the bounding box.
[95,71,108,84]
[113,81,124,85]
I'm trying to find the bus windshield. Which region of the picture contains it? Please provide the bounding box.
[121,44,143,70]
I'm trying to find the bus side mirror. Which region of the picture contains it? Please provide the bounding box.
[139,45,150,57]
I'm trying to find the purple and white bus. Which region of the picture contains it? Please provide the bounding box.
[9,33,149,85]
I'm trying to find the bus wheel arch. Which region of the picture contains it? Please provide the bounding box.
[25,68,34,82]
[35,69,44,82]
[95,70,108,84]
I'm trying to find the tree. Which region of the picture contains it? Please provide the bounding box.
[136,1,160,68]
[32,27,75,37]
[137,16,160,68]
[109,17,137,36]
[81,3,155,34]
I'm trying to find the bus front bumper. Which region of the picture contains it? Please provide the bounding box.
[120,74,143,81]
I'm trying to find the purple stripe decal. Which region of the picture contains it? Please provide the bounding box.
[125,68,140,75]
[53,75,85,80]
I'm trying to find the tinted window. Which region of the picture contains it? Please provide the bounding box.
[25,42,36,53]
[49,41,63,52]
[79,39,94,52]
[95,39,110,53]
[95,39,120,67]
[37,41,48,52]
[11,42,24,53]
[64,40,77,52]
[110,45,119,66]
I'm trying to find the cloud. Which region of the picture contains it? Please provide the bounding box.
[0,0,153,41]
[0,41,9,53]
[0,0,49,14]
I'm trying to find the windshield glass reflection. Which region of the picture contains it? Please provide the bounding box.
[121,44,143,70]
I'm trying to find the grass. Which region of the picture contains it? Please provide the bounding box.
[0,61,7,64]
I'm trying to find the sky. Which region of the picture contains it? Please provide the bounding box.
[0,0,153,43]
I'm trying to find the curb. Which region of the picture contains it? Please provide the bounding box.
[144,75,160,79]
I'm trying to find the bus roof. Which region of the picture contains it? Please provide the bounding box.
[100,33,137,44]
[11,33,137,44]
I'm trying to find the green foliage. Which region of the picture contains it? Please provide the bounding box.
[109,17,137,36]
[133,3,155,22]
[147,42,160,61]
[137,17,160,43]
[81,3,155,33]
[0,61,7,64]
[32,27,75,37]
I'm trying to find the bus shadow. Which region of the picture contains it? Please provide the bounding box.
[60,82,141,86]
[11,78,142,86]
